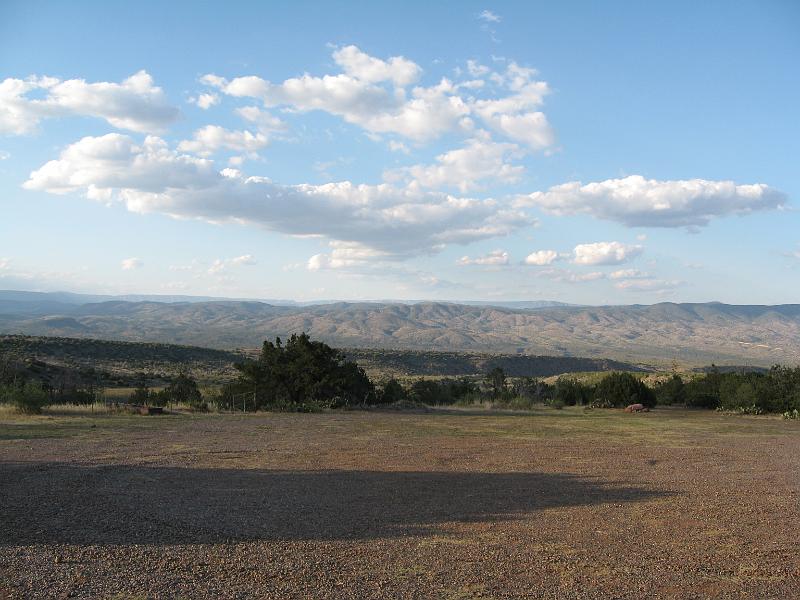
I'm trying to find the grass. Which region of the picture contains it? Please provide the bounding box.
[0,402,796,445]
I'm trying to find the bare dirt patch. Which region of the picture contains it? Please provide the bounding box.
[1,409,798,598]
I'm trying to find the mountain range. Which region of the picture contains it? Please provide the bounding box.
[0,290,797,366]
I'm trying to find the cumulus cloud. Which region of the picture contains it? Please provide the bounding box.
[572,241,643,265]
[388,140,410,154]
[608,269,650,280]
[457,249,509,266]
[178,125,269,157]
[386,136,524,192]
[191,92,219,109]
[208,254,258,274]
[517,175,786,228]
[538,268,605,283]
[614,278,681,292]
[478,10,501,23]
[23,133,533,257]
[200,47,555,148]
[523,249,559,266]
[235,106,287,132]
[307,242,391,271]
[332,45,421,86]
[231,254,256,266]
[121,257,142,270]
[0,71,179,135]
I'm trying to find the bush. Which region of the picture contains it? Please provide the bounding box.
[161,373,205,409]
[234,333,375,410]
[655,374,685,405]
[1,381,49,414]
[129,385,152,405]
[554,377,593,406]
[593,372,655,408]
[379,378,407,404]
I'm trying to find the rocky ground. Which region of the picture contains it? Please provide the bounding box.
[0,408,798,598]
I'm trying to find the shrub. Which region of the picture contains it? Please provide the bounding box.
[234,333,375,410]
[129,385,152,405]
[655,374,686,405]
[593,372,656,408]
[554,377,593,406]
[1,381,49,414]
[161,373,204,409]
[379,378,407,404]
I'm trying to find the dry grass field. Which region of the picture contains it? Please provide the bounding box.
[1,407,798,598]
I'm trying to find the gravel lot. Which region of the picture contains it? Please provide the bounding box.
[1,408,798,598]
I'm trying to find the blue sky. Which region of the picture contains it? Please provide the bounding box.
[1,0,798,304]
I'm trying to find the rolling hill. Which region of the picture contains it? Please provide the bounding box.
[0,292,798,366]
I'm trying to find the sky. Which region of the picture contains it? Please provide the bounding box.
[1,0,799,305]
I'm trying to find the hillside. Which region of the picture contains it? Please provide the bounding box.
[0,335,650,383]
[0,296,798,366]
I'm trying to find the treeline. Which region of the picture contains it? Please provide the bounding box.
[653,366,800,416]
[392,370,656,410]
[120,339,800,418]
[0,355,105,413]
[3,333,799,417]
[344,348,645,377]
[219,339,660,411]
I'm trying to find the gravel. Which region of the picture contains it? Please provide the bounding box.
[1,410,798,598]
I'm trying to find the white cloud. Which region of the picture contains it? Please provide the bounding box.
[457,249,509,266]
[0,150,9,160]
[538,268,605,283]
[307,242,390,271]
[388,140,410,154]
[0,257,9,269]
[523,249,559,266]
[572,241,643,265]
[178,125,269,157]
[24,133,533,257]
[208,254,258,274]
[517,175,786,228]
[332,45,422,87]
[235,106,287,132]
[191,93,219,109]
[231,254,256,266]
[200,47,555,148]
[0,71,179,135]
[121,257,142,270]
[478,10,501,22]
[467,60,490,77]
[387,136,524,192]
[608,269,650,280]
[614,278,681,292]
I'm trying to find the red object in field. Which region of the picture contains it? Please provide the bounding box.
[624,403,648,413]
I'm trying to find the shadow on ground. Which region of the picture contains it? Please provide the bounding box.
[0,463,671,545]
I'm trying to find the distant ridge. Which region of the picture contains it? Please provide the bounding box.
[0,290,798,366]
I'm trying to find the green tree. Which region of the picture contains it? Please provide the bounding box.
[164,373,204,408]
[655,374,686,405]
[1,380,49,414]
[234,333,375,410]
[594,372,655,408]
[379,378,407,404]
[554,377,592,406]
[485,367,507,399]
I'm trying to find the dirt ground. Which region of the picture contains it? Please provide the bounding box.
[1,407,798,599]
